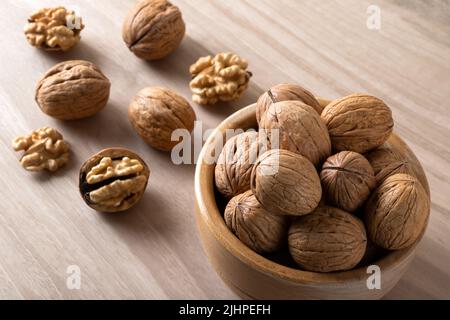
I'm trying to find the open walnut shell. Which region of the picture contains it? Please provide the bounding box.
[79,148,150,212]
[288,205,367,272]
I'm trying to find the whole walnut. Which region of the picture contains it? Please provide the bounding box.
[122,0,185,60]
[215,131,268,199]
[288,205,367,272]
[251,149,322,216]
[36,60,111,120]
[224,190,288,254]
[259,101,331,166]
[364,173,430,250]
[320,151,375,212]
[256,83,323,123]
[321,94,394,153]
[128,86,196,151]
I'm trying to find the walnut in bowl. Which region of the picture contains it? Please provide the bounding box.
[194,101,430,300]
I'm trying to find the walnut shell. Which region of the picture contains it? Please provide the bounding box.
[35,60,111,120]
[122,0,185,60]
[79,148,150,212]
[364,173,430,250]
[256,83,323,123]
[128,87,196,152]
[224,190,288,254]
[288,205,367,272]
[320,151,375,212]
[321,94,394,153]
[259,101,331,166]
[215,131,267,199]
[250,149,321,216]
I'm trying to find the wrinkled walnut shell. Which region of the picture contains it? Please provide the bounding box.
[259,101,331,166]
[122,0,185,60]
[320,151,375,212]
[321,94,394,153]
[256,83,323,123]
[364,173,430,250]
[288,205,367,272]
[35,60,111,120]
[79,148,150,213]
[250,149,322,216]
[215,131,268,199]
[128,86,196,152]
[224,190,288,254]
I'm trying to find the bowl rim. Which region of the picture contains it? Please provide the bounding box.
[195,102,422,284]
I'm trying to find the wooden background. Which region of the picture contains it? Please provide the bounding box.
[0,0,449,299]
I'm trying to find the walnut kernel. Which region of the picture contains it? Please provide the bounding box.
[189,53,252,105]
[12,127,70,172]
[24,6,84,51]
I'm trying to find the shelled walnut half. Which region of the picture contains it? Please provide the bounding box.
[189,52,252,105]
[79,148,150,212]
[24,6,84,51]
[12,127,70,172]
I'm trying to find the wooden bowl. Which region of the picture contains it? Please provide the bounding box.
[194,100,430,300]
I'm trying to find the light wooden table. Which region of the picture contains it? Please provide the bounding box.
[0,0,449,299]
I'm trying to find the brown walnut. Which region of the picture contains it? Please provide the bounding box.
[256,83,323,123]
[122,0,185,60]
[250,149,321,216]
[224,190,288,254]
[288,205,367,272]
[259,101,331,166]
[364,173,430,250]
[79,148,150,212]
[321,94,394,153]
[35,60,111,120]
[320,151,375,212]
[215,131,268,199]
[128,86,196,152]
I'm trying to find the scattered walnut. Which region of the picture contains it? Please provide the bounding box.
[79,148,150,212]
[24,6,84,51]
[364,173,430,250]
[259,101,331,166]
[128,86,196,151]
[288,205,367,272]
[35,60,111,120]
[122,0,185,60]
[189,53,252,105]
[320,151,375,212]
[321,94,394,153]
[224,190,288,254]
[251,149,322,216]
[12,127,69,172]
[256,83,323,124]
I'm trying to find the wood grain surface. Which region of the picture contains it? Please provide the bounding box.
[0,0,448,299]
